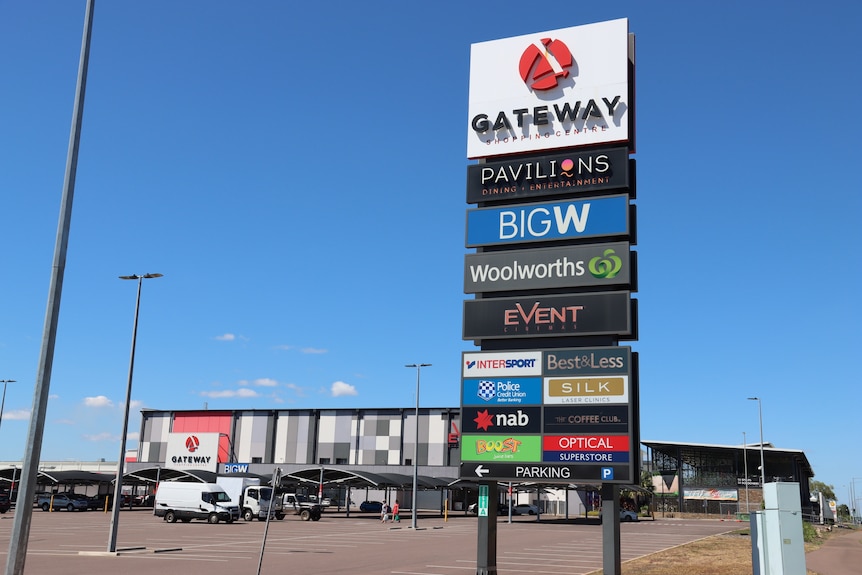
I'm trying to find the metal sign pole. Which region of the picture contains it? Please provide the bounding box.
[475,481,498,575]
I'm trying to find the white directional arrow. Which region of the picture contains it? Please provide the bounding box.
[475,464,490,478]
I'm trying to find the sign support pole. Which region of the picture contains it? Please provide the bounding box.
[475,481,498,575]
[601,483,622,575]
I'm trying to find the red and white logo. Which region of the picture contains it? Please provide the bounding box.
[518,38,573,91]
[185,435,200,452]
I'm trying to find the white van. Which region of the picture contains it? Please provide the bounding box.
[154,482,240,524]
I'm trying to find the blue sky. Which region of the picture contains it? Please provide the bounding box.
[1,2,859,500]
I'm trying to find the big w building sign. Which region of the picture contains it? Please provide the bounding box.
[460,18,638,487]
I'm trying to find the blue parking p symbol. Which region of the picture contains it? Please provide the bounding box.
[601,467,614,480]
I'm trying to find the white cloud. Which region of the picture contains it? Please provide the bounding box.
[199,388,259,399]
[239,378,279,388]
[128,432,140,441]
[285,383,308,397]
[274,344,293,351]
[330,381,357,397]
[129,400,144,409]
[83,432,116,442]
[301,347,327,355]
[214,333,236,341]
[84,395,114,408]
[4,409,31,420]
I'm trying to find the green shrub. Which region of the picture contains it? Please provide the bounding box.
[802,521,818,543]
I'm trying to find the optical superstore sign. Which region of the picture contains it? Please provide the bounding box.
[467,19,630,159]
[460,347,635,483]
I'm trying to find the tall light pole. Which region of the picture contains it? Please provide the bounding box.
[0,380,16,435]
[107,273,162,553]
[747,397,766,486]
[5,2,95,573]
[405,363,430,530]
[743,431,749,514]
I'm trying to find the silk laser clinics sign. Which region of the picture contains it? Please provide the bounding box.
[467,19,631,159]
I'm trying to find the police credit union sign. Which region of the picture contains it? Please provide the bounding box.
[467,19,631,159]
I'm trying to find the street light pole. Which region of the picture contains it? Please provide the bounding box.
[743,431,749,514]
[107,273,162,553]
[0,380,16,435]
[405,363,430,530]
[747,397,766,486]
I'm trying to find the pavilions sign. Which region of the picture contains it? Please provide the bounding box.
[467,19,631,159]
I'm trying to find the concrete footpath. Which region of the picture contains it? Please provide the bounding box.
[806,527,862,575]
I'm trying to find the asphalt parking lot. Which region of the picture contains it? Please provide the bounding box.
[0,508,740,574]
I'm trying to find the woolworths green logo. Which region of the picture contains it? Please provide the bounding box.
[589,248,623,279]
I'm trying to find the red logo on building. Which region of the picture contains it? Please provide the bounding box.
[185,435,200,452]
[518,38,573,91]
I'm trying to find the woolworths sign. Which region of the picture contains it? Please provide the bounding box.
[464,242,631,293]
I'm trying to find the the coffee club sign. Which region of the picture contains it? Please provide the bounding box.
[466,146,630,204]
[467,19,631,159]
[464,242,631,293]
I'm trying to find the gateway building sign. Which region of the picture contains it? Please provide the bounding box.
[467,19,631,159]
[165,432,220,472]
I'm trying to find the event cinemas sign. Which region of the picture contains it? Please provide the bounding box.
[466,146,630,204]
[462,292,631,340]
[464,242,631,293]
[467,19,631,159]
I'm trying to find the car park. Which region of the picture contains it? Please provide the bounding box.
[37,493,90,512]
[0,492,10,513]
[512,503,539,515]
[359,500,383,513]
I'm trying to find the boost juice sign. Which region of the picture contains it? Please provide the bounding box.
[467,19,631,159]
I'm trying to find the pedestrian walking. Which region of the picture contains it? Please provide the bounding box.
[381,502,390,523]
[392,500,400,523]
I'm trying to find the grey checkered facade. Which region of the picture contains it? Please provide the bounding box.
[136,407,462,473]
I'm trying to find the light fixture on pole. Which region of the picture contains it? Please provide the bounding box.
[0,380,16,435]
[405,363,430,530]
[107,273,162,553]
[747,397,766,486]
[742,431,749,514]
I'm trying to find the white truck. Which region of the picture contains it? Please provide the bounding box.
[217,476,284,521]
[154,482,240,524]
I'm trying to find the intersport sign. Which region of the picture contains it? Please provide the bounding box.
[467,19,630,159]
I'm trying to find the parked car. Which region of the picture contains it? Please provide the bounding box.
[359,500,383,513]
[87,494,110,510]
[620,509,639,522]
[467,502,512,515]
[512,503,539,515]
[37,493,89,512]
[0,492,10,514]
[67,493,99,510]
[599,509,639,522]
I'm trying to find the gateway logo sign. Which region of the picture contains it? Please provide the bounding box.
[165,432,220,472]
[519,38,574,91]
[468,19,630,158]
